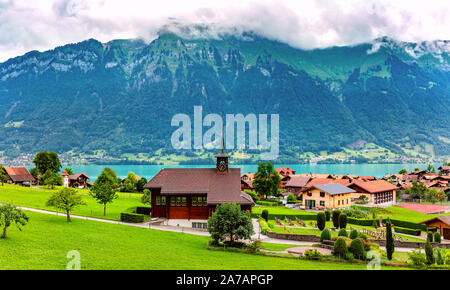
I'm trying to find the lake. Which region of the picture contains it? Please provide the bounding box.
[53,163,441,181]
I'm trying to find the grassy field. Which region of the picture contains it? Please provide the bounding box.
[0,211,407,270]
[0,184,145,221]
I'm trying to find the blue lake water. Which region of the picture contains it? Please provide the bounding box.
[51,163,441,181]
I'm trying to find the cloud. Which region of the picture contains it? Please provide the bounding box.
[0,0,449,62]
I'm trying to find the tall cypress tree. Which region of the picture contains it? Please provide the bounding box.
[386,218,395,260]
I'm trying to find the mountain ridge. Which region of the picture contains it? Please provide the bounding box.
[0,33,449,164]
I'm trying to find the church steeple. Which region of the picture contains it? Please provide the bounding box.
[215,117,229,174]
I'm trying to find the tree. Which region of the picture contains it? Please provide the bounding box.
[287,193,297,204]
[438,191,448,203]
[0,164,7,186]
[244,190,260,203]
[32,151,61,175]
[0,203,29,239]
[95,167,119,190]
[427,232,433,242]
[426,164,435,173]
[425,239,434,265]
[434,232,441,243]
[320,229,331,242]
[42,170,62,189]
[317,212,326,230]
[338,213,347,229]
[350,238,365,260]
[46,188,86,222]
[408,181,428,199]
[333,237,347,259]
[124,171,138,192]
[332,210,341,228]
[261,209,269,222]
[425,189,439,204]
[350,229,358,239]
[252,162,281,197]
[90,182,118,216]
[207,203,253,243]
[398,168,407,174]
[324,210,331,221]
[141,189,151,205]
[64,167,74,175]
[136,177,148,192]
[386,219,395,260]
[338,228,348,237]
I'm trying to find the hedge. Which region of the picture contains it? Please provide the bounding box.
[251,213,317,221]
[394,226,421,236]
[347,217,435,231]
[121,212,145,223]
[135,206,151,215]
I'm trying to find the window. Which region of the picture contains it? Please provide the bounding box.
[192,196,207,207]
[155,196,166,206]
[320,201,325,207]
[320,192,325,198]
[307,191,312,197]
[170,196,176,206]
[338,200,340,206]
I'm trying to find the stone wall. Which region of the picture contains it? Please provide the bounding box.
[371,239,450,249]
[266,231,320,242]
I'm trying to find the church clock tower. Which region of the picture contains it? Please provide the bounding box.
[215,123,229,175]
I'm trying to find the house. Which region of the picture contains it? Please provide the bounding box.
[438,166,450,175]
[420,216,450,240]
[284,176,311,194]
[240,173,254,191]
[143,145,254,228]
[275,167,296,177]
[348,180,398,205]
[298,173,334,179]
[4,167,35,186]
[301,183,356,210]
[62,171,90,188]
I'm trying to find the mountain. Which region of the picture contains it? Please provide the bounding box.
[0,32,449,164]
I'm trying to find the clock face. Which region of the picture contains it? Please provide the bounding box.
[218,160,227,172]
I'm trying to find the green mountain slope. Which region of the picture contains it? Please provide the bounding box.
[0,33,449,164]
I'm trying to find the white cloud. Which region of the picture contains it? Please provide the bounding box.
[0,0,449,62]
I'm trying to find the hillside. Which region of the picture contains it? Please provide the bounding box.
[0,33,449,164]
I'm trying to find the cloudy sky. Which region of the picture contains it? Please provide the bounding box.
[0,0,449,62]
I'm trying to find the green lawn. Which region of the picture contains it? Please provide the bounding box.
[0,184,145,221]
[383,206,449,223]
[253,205,316,216]
[0,211,407,270]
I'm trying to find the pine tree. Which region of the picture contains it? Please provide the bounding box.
[386,218,395,260]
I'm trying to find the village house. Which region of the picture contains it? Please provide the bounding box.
[240,173,254,191]
[348,180,398,205]
[300,183,355,210]
[420,216,450,240]
[284,176,311,194]
[4,167,35,186]
[275,167,296,189]
[144,145,254,228]
[438,166,450,175]
[62,171,90,188]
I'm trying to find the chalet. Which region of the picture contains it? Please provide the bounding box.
[301,183,355,210]
[275,167,296,177]
[4,167,35,186]
[298,173,334,179]
[240,173,254,191]
[348,180,398,205]
[438,166,450,175]
[284,176,311,195]
[62,171,90,188]
[144,145,254,228]
[420,216,450,240]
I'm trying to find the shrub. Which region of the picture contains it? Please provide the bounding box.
[325,210,331,221]
[332,210,341,228]
[135,206,151,215]
[349,229,358,239]
[317,212,326,230]
[427,232,433,243]
[349,238,365,260]
[434,248,445,265]
[338,228,348,237]
[408,248,427,267]
[333,237,348,258]
[120,212,145,223]
[372,220,378,228]
[320,229,331,242]
[386,219,394,261]
[425,240,434,265]
[338,213,347,229]
[445,251,450,265]
[394,227,421,236]
[345,252,355,261]
[304,249,323,261]
[434,232,441,244]
[243,240,261,254]
[259,219,270,235]
[261,209,269,222]
[287,194,297,204]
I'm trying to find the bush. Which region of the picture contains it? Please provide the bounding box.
[120,212,145,223]
[349,229,358,239]
[434,248,445,265]
[261,209,269,222]
[349,238,365,260]
[320,229,331,242]
[425,240,434,265]
[338,213,347,229]
[304,249,323,261]
[244,240,261,254]
[317,212,326,230]
[345,252,355,261]
[324,210,331,221]
[434,232,441,243]
[244,190,260,203]
[333,237,348,258]
[338,228,348,237]
[259,219,270,235]
[394,227,421,236]
[332,210,341,228]
[408,248,427,267]
[427,232,434,242]
[135,206,151,215]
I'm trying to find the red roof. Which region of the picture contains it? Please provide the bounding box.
[305,178,352,187]
[275,167,296,176]
[350,180,398,193]
[4,167,35,182]
[285,176,311,188]
[68,173,90,180]
[144,168,253,205]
